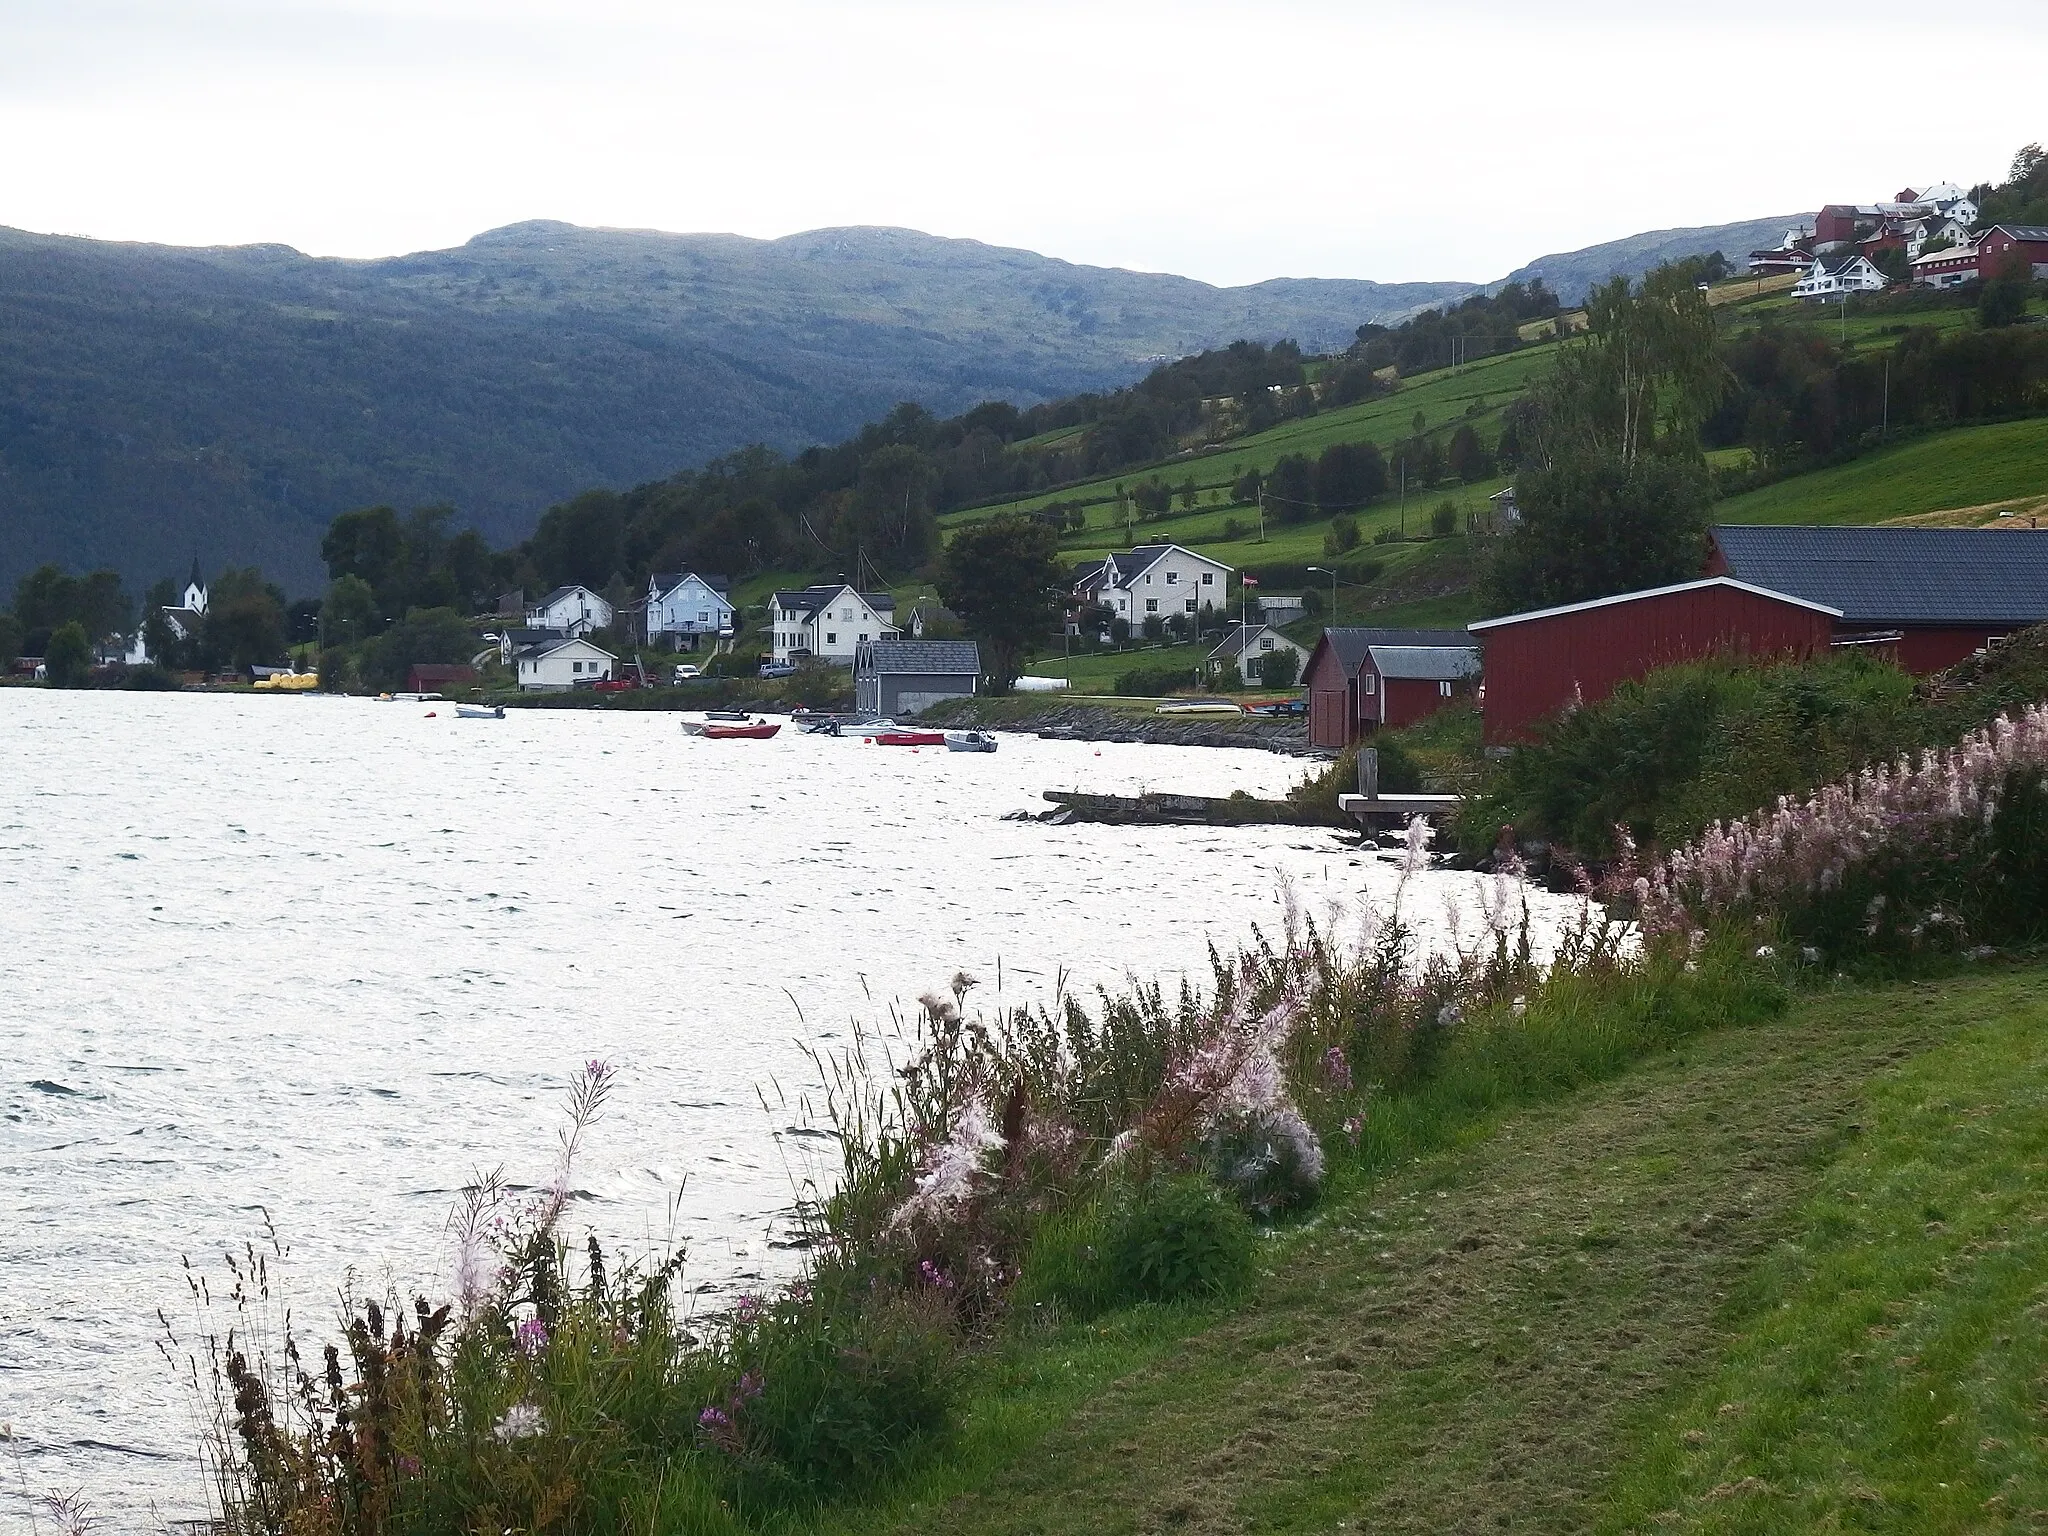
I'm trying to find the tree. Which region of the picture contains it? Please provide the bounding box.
[1266,454,1315,523]
[1255,647,1300,688]
[1314,441,1387,511]
[935,514,1065,693]
[1480,455,1713,616]
[1447,423,1493,483]
[44,621,93,687]
[322,506,407,604]
[321,575,381,647]
[1430,501,1458,537]
[364,607,476,689]
[1530,267,1725,468]
[1980,254,2033,329]
[201,568,289,672]
[0,612,22,667]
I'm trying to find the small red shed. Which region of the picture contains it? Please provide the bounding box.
[1360,644,1482,730]
[1471,578,1840,745]
[407,663,479,693]
[1303,627,1475,749]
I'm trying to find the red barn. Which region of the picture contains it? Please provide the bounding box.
[1303,627,1474,749]
[1709,525,2048,673]
[1471,578,1839,745]
[1976,224,2048,280]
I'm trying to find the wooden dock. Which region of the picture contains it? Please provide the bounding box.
[1039,790,1348,828]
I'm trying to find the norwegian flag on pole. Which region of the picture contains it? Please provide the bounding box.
[1241,574,1259,587]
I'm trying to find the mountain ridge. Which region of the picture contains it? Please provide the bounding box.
[0,212,1797,593]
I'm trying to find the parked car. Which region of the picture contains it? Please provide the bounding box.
[1247,698,1307,718]
[672,663,701,682]
[758,660,797,679]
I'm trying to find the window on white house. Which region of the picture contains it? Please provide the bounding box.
[572,661,583,672]
[1145,599,1158,613]
[826,632,838,645]
[1259,638,1274,651]
[1165,571,1178,584]
[1185,599,1197,613]
[1201,572,1214,585]
[841,609,853,620]
[1145,575,1152,584]
[858,633,868,642]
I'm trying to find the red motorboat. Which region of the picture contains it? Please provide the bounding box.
[702,721,782,739]
[871,730,945,747]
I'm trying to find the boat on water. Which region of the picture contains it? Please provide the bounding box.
[872,730,946,747]
[1154,700,1243,716]
[702,720,782,739]
[454,703,505,719]
[705,710,751,722]
[944,731,998,753]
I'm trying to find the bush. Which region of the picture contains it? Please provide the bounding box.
[1102,1176,1257,1304]
[1429,500,1458,537]
[43,621,92,687]
[783,665,856,709]
[1116,663,1197,696]
[1323,515,1360,556]
[1200,1106,1324,1218]
[1255,647,1300,689]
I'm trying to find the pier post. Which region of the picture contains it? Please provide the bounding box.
[1357,747,1379,801]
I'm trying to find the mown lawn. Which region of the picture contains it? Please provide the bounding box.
[1719,418,2048,526]
[797,965,2048,1536]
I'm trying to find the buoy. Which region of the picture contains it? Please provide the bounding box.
[425,711,437,717]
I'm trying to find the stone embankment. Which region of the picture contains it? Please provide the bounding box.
[925,699,1318,756]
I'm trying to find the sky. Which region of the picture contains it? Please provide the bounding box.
[4,0,2045,287]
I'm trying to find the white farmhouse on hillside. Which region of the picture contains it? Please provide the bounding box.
[1207,622,1311,685]
[526,585,613,637]
[767,584,898,665]
[646,572,733,649]
[1792,255,1887,302]
[1077,544,1232,633]
[513,634,615,691]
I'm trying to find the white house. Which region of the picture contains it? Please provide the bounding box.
[1083,544,1233,634]
[1792,255,1888,303]
[513,634,615,691]
[646,572,733,650]
[767,585,898,666]
[526,585,613,637]
[1206,622,1311,686]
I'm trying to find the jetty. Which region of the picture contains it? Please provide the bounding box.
[1038,790,1347,828]
[1336,747,1462,828]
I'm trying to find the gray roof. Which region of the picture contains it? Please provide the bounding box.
[651,571,732,598]
[514,635,614,661]
[1367,644,1481,681]
[1712,525,2048,626]
[1989,224,2048,241]
[1207,622,1301,662]
[857,640,981,676]
[772,585,895,616]
[1314,627,1473,678]
[534,584,598,609]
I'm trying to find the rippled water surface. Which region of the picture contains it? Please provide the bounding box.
[0,691,1575,1529]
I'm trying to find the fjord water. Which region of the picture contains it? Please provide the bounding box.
[0,692,1575,1529]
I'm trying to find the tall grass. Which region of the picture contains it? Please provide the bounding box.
[179,834,1806,1534]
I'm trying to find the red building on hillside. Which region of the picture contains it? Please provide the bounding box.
[1976,224,2048,279]
[1470,579,1839,745]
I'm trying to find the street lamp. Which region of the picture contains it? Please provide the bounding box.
[1306,565,1337,625]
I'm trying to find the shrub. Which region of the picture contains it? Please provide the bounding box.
[1255,647,1301,689]
[44,621,92,687]
[1102,1176,1256,1303]
[1116,663,1196,696]
[1323,515,1360,556]
[1200,1106,1324,1218]
[1429,500,1458,537]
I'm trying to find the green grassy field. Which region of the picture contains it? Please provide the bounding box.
[800,964,2048,1536]
[1719,417,2048,526]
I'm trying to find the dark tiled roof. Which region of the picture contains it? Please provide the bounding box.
[1207,622,1301,662]
[1367,644,1481,681]
[534,584,597,609]
[858,640,981,675]
[771,588,834,615]
[1316,627,1474,678]
[1989,224,2048,241]
[652,572,734,601]
[1712,525,2048,626]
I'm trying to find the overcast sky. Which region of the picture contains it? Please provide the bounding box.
[5,0,2044,286]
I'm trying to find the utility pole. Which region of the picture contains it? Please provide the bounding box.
[1256,484,1267,543]
[1882,358,1890,439]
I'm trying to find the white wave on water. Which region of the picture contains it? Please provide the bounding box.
[0,690,1580,1530]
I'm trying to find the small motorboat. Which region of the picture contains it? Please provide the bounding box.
[800,718,843,736]
[872,730,946,747]
[703,719,782,740]
[1154,700,1243,716]
[455,703,505,720]
[944,731,998,753]
[705,710,751,722]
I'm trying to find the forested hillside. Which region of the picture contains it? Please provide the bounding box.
[0,222,1473,593]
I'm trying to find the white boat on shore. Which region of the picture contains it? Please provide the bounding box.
[944,731,998,753]
[455,703,505,719]
[1154,700,1243,716]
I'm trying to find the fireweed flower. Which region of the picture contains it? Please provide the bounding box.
[698,1406,730,1429]
[515,1318,548,1356]
[1321,1046,1352,1092]
[493,1402,544,1442]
